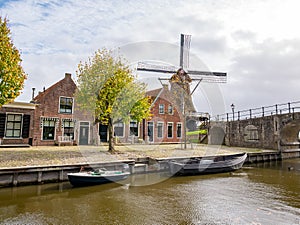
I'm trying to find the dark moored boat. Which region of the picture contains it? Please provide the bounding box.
[169,152,247,176]
[68,169,130,187]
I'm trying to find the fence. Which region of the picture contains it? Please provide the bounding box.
[212,100,300,122]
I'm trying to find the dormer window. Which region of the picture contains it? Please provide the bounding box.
[59,97,73,114]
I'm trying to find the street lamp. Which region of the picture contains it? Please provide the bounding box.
[231,103,235,121]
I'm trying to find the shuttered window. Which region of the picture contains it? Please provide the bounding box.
[0,113,6,138]
[22,115,30,138]
[5,114,22,138]
[0,114,30,139]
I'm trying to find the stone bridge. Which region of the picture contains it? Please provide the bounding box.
[209,101,300,151]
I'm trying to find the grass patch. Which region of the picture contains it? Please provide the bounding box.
[187,130,207,135]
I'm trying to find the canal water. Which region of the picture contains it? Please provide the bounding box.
[0,159,299,225]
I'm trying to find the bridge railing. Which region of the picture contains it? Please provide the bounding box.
[212,100,300,122]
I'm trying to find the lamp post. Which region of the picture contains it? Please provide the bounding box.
[231,103,235,121]
[182,75,187,150]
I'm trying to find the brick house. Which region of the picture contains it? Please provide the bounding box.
[31,73,98,146]
[142,84,184,143]
[0,101,36,145]
[107,84,184,144]
[0,73,192,146]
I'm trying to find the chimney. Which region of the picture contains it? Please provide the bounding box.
[65,73,72,79]
[30,88,36,103]
[31,88,35,100]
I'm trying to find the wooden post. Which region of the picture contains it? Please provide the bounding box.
[59,170,64,181]
[12,173,18,186]
[37,171,42,183]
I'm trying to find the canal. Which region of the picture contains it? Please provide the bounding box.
[0,159,299,225]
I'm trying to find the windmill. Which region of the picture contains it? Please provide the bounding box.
[137,34,227,83]
[136,34,227,148]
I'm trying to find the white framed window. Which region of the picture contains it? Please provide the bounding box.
[130,121,139,136]
[62,119,75,139]
[114,122,124,137]
[168,105,173,115]
[157,122,164,138]
[177,123,182,138]
[167,122,173,138]
[42,119,56,140]
[59,97,73,114]
[147,121,154,142]
[159,104,165,114]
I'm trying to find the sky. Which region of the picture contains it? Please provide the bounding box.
[1,0,300,116]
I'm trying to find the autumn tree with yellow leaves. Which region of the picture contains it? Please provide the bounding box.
[76,49,151,152]
[0,17,27,106]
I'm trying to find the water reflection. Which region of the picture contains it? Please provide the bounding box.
[247,159,300,208]
[0,159,299,225]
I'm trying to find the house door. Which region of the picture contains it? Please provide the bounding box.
[147,122,154,142]
[79,122,89,145]
[99,124,108,142]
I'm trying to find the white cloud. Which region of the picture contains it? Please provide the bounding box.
[223,38,300,111]
[0,0,299,115]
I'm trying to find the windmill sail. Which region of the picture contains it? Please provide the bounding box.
[137,62,227,83]
[180,34,191,69]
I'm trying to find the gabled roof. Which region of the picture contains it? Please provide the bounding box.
[146,85,178,108]
[146,87,161,97]
[33,73,76,102]
[146,85,172,98]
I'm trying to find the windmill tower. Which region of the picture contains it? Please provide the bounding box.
[137,34,227,148]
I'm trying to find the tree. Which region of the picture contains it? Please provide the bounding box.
[75,48,151,152]
[0,17,27,106]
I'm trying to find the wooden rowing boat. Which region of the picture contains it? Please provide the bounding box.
[169,152,247,176]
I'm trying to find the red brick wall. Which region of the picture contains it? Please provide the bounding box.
[143,97,183,143]
[32,73,77,146]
